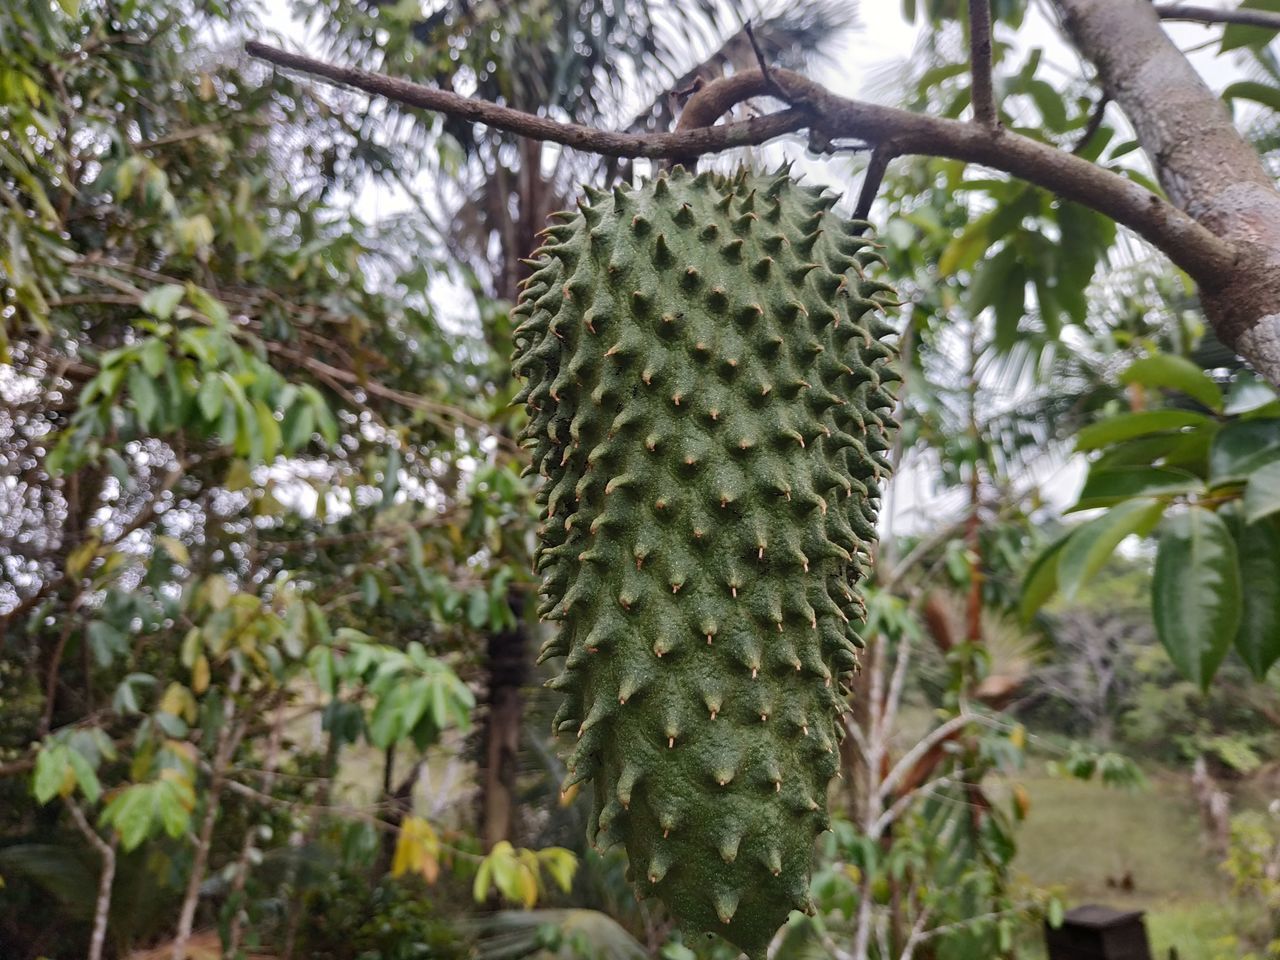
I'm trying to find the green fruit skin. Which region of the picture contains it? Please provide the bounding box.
[511,165,899,960]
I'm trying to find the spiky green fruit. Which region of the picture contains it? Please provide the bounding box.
[512,165,899,959]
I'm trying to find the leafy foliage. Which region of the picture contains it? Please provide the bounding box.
[1023,351,1280,686]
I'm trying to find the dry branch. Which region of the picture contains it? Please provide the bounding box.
[968,0,997,127]
[1154,3,1280,30]
[244,41,1235,286]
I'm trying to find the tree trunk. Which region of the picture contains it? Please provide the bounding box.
[480,622,528,849]
[1058,0,1280,380]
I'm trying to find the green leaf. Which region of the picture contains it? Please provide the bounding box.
[282,401,315,452]
[185,283,229,325]
[1153,507,1242,689]
[1075,410,1213,452]
[939,211,995,276]
[253,400,282,463]
[1245,461,1280,524]
[140,284,185,320]
[1120,355,1222,411]
[197,376,225,422]
[87,621,128,667]
[1234,517,1280,680]
[1019,532,1070,622]
[102,784,155,851]
[467,589,489,629]
[128,365,160,428]
[156,784,190,838]
[380,446,402,507]
[1093,431,1210,471]
[992,263,1027,351]
[1221,0,1280,51]
[33,746,70,804]
[1048,898,1065,929]
[966,244,1018,317]
[139,339,169,379]
[1025,78,1068,131]
[537,847,578,893]
[1223,80,1280,113]
[66,749,102,805]
[308,647,336,697]
[473,849,495,903]
[1057,498,1165,601]
[1073,466,1202,510]
[1211,419,1280,487]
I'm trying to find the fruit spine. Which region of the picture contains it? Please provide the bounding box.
[511,165,898,959]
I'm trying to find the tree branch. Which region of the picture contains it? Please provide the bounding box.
[853,146,895,222]
[246,41,808,159]
[67,800,116,960]
[1072,94,1110,154]
[969,0,997,127]
[245,41,1235,287]
[877,712,976,803]
[1154,3,1280,30]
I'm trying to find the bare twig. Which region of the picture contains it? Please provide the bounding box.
[743,21,781,99]
[1072,95,1110,154]
[853,146,895,223]
[249,41,806,158]
[244,41,1234,287]
[969,0,997,127]
[1154,3,1280,31]
[67,800,116,960]
[262,340,520,454]
[38,596,83,737]
[171,664,249,960]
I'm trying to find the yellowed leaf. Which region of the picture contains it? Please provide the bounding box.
[65,537,100,578]
[191,654,210,695]
[1010,723,1026,750]
[392,817,441,884]
[1013,784,1031,820]
[159,682,197,723]
[516,857,539,908]
[156,536,190,566]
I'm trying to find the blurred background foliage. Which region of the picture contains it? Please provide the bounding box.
[3,1,1280,959]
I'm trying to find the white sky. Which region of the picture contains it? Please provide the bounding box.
[254,0,1262,535]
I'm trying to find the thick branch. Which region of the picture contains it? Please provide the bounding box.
[245,42,808,159]
[245,41,1235,286]
[1058,0,1280,382]
[1154,3,1280,30]
[968,0,997,127]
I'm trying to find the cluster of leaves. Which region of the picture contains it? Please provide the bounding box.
[0,0,567,954]
[1023,353,1280,688]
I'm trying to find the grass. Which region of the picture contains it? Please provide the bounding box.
[1008,763,1268,960]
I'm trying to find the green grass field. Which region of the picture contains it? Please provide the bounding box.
[1009,765,1267,960]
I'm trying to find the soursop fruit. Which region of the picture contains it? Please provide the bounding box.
[511,165,899,959]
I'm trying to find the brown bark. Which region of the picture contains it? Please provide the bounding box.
[67,801,116,960]
[1058,0,1280,380]
[172,668,247,960]
[480,622,528,850]
[245,43,1232,281]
